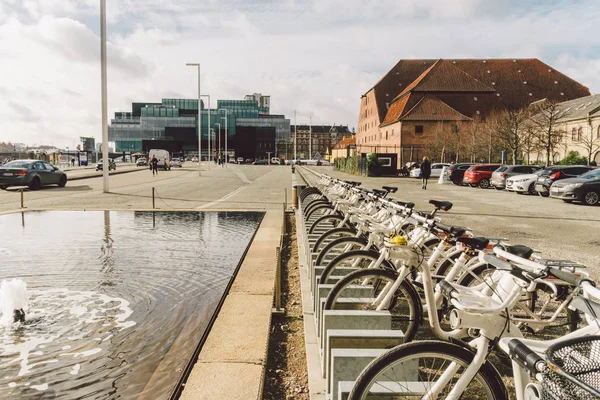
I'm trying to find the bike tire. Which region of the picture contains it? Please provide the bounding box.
[312,227,357,253]
[315,236,368,266]
[305,204,335,222]
[349,340,508,400]
[324,268,422,342]
[308,214,346,234]
[318,249,392,284]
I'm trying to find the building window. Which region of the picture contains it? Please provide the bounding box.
[597,126,600,139]
[572,128,577,141]
[392,129,394,136]
[415,125,424,135]
[578,127,583,141]
[385,131,388,140]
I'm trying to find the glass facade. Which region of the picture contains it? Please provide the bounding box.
[109,97,283,153]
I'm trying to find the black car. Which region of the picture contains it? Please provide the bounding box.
[0,160,67,190]
[446,163,473,185]
[549,168,600,205]
[252,159,268,165]
[534,165,595,197]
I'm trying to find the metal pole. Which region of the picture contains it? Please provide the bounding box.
[152,187,155,209]
[20,188,24,209]
[224,109,228,166]
[100,0,109,193]
[294,110,297,160]
[207,96,211,170]
[274,246,282,311]
[284,188,287,210]
[186,63,202,176]
[309,116,312,160]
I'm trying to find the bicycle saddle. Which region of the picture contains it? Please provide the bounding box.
[372,189,386,197]
[457,236,490,251]
[429,200,453,211]
[382,186,398,193]
[437,224,468,238]
[392,200,415,209]
[501,244,534,259]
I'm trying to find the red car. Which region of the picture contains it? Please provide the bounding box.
[462,164,502,188]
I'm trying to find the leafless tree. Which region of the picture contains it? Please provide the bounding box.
[519,125,540,165]
[581,115,600,165]
[423,122,451,163]
[529,101,569,166]
[487,108,530,164]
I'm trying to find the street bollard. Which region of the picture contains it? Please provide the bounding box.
[284,188,287,211]
[282,202,286,235]
[20,188,24,209]
[292,186,297,208]
[152,187,155,209]
[273,246,283,313]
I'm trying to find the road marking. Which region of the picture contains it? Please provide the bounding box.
[196,186,248,209]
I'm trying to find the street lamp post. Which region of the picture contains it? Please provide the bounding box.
[309,115,312,160]
[218,108,228,166]
[200,95,211,169]
[100,0,109,191]
[294,110,297,161]
[215,123,221,164]
[186,63,202,176]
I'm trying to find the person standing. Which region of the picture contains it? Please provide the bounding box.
[420,156,431,190]
[150,155,159,176]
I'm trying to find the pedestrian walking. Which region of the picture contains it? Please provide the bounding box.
[420,156,432,190]
[150,155,159,176]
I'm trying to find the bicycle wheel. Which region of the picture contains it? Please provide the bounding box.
[312,227,357,253]
[300,187,321,201]
[315,236,369,266]
[318,249,392,284]
[308,214,346,234]
[349,340,508,400]
[324,268,422,342]
[304,201,332,219]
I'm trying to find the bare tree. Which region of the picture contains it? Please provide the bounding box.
[519,125,540,165]
[581,115,600,165]
[530,101,569,166]
[488,108,530,164]
[423,122,451,163]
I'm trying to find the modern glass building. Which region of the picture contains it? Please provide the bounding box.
[108,95,289,160]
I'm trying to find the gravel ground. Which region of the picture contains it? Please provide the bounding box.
[263,215,310,400]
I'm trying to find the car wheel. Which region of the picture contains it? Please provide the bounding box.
[58,175,67,187]
[469,183,478,188]
[0,185,7,190]
[583,190,599,206]
[29,177,41,191]
[562,200,573,203]
[478,179,490,189]
[452,180,460,186]
[538,191,549,198]
[516,191,524,195]
[527,183,536,195]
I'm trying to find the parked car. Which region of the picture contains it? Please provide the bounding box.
[549,168,600,205]
[0,160,67,190]
[446,163,473,185]
[462,164,502,188]
[171,158,182,168]
[252,159,268,165]
[191,156,199,162]
[506,169,546,194]
[490,165,542,190]
[410,163,450,179]
[96,158,116,171]
[136,157,148,167]
[535,165,596,197]
[237,157,244,164]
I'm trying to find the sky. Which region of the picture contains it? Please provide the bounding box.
[0,0,599,149]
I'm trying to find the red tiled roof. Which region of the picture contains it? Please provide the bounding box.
[369,58,591,125]
[400,95,472,122]
[333,136,356,149]
[381,93,418,125]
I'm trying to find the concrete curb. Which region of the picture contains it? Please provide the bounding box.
[179,210,283,400]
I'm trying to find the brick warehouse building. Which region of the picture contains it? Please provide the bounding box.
[356,58,591,167]
[292,125,351,160]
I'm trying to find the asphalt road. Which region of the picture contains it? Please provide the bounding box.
[0,162,292,213]
[300,167,600,278]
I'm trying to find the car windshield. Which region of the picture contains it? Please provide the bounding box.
[579,169,600,179]
[538,168,555,176]
[2,161,31,168]
[496,167,508,172]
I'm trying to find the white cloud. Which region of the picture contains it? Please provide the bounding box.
[0,0,598,147]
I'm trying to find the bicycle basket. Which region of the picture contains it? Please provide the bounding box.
[542,336,600,400]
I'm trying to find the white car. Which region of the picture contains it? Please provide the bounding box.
[410,163,450,178]
[505,169,545,194]
[171,158,182,168]
[191,156,199,162]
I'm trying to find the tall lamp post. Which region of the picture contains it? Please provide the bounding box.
[294,110,297,160]
[186,63,202,176]
[200,95,211,169]
[218,108,228,165]
[100,0,109,191]
[215,123,221,164]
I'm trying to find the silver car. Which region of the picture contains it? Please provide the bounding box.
[490,165,542,190]
[171,158,183,168]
